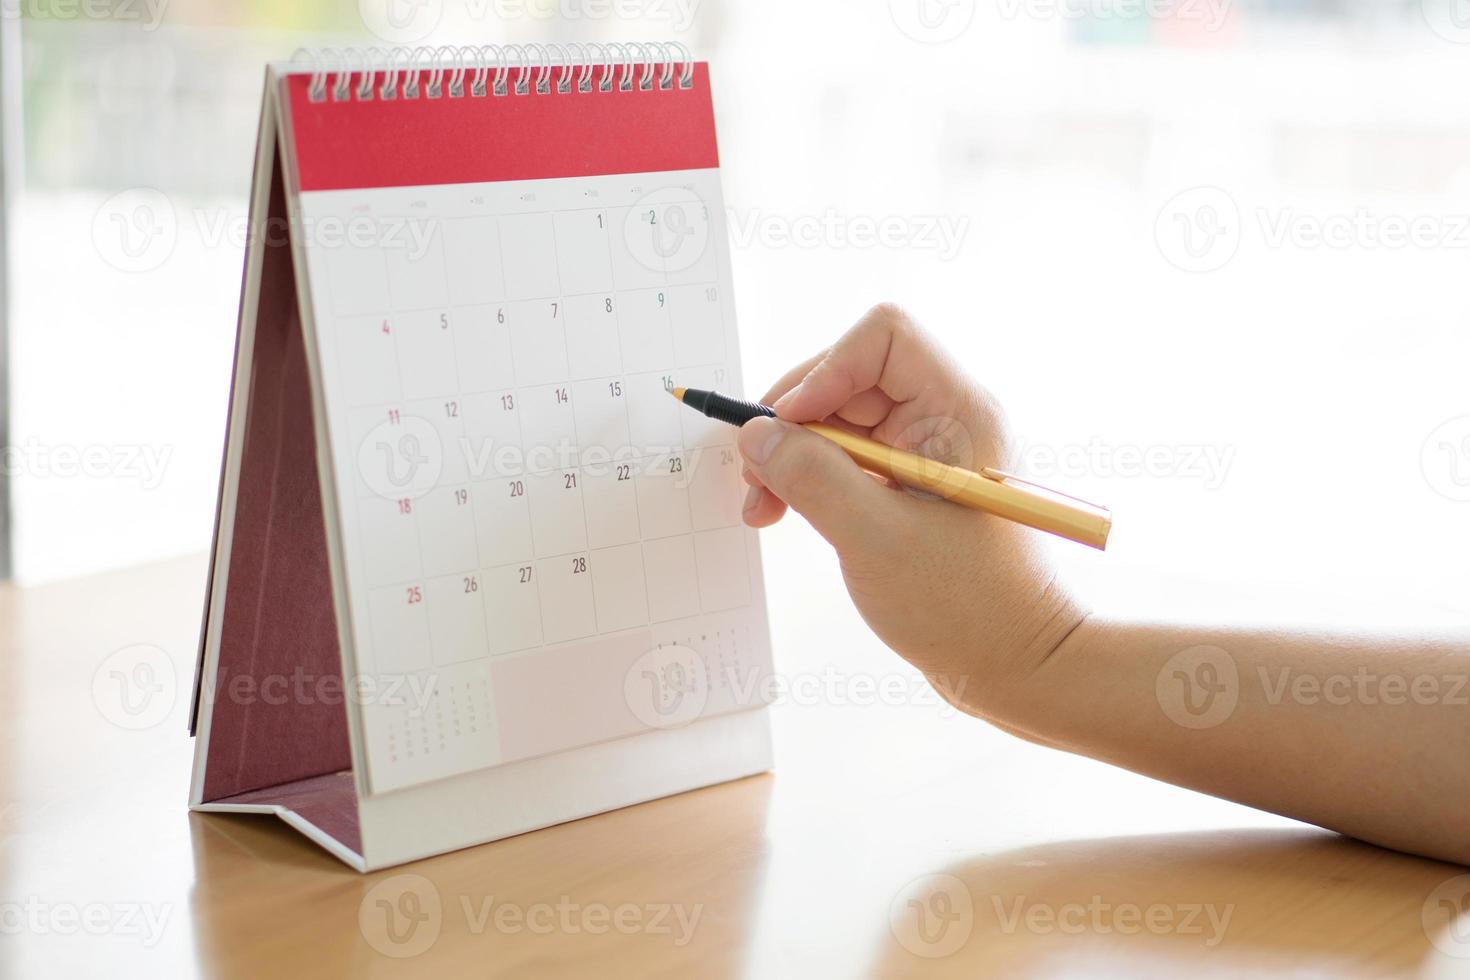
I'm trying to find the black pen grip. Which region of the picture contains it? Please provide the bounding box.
[683,388,776,427]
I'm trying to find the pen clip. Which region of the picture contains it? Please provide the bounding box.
[979,467,1111,515]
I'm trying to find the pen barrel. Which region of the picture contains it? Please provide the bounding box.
[804,422,1112,550]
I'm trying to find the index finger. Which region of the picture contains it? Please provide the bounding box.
[760,351,825,406]
[771,303,943,424]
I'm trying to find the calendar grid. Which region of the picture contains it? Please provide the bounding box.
[313,171,759,715]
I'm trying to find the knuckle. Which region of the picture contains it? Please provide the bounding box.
[852,302,920,352]
[863,301,918,340]
[803,346,838,381]
[867,300,908,325]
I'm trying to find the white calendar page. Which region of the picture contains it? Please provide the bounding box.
[295,167,772,794]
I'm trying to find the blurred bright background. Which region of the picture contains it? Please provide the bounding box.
[8,0,1470,635]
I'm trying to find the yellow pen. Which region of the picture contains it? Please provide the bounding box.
[671,386,1112,550]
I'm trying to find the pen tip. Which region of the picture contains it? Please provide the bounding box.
[670,386,687,401]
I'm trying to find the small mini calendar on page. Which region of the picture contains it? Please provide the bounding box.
[188,43,775,871]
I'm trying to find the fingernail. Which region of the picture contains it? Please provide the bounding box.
[772,382,804,411]
[743,485,762,514]
[741,418,786,466]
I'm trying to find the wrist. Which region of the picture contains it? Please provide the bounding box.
[987,607,1105,751]
[955,574,1093,731]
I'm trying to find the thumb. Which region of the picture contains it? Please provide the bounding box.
[737,416,898,555]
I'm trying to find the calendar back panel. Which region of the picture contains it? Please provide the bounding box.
[202,150,353,802]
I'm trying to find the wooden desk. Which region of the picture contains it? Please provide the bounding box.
[3,548,1467,978]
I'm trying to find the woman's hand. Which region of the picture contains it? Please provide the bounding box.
[736,303,1087,718]
[741,304,1470,865]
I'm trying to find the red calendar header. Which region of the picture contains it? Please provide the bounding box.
[284,64,720,192]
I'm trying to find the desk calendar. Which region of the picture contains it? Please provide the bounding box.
[189,43,775,871]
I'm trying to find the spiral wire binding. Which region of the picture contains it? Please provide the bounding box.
[291,42,695,104]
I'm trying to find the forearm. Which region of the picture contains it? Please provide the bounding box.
[985,615,1470,865]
